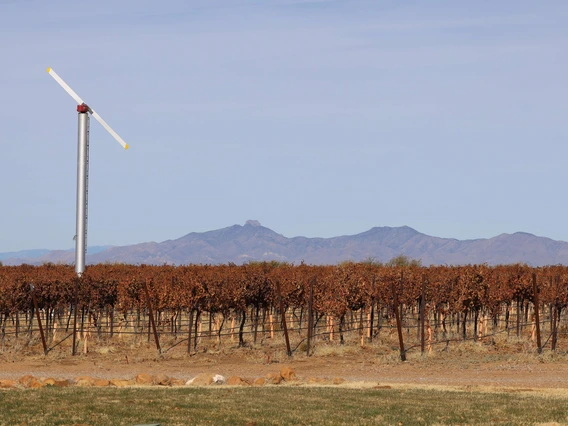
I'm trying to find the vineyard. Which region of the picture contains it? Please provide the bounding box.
[0,262,567,358]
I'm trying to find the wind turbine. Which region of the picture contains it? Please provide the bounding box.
[47,67,129,277]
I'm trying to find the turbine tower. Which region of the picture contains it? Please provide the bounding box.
[47,67,129,276]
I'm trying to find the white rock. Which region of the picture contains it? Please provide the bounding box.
[212,374,226,384]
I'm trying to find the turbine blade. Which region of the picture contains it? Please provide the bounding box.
[46,67,85,106]
[47,67,130,150]
[90,109,129,150]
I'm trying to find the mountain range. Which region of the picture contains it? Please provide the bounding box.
[2,220,568,267]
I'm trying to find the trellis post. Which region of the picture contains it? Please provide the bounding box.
[275,279,292,357]
[30,284,48,355]
[393,272,406,362]
[532,273,542,354]
[143,279,161,354]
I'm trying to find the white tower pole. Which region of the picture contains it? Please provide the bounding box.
[47,67,129,278]
[75,105,90,276]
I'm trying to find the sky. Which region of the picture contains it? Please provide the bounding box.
[1,0,568,252]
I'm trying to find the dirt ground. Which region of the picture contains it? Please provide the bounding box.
[2,336,568,392]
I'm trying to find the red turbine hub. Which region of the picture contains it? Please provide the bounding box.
[77,104,89,113]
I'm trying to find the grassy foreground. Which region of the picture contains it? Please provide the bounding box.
[1,386,567,425]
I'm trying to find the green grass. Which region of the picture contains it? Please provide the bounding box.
[1,386,567,425]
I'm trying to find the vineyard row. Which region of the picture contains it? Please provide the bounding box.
[0,262,567,356]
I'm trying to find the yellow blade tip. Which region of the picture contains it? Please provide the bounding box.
[46,67,51,73]
[124,144,129,150]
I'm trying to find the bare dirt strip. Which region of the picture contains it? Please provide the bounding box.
[2,342,568,392]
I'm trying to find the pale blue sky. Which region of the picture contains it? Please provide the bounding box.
[1,0,568,251]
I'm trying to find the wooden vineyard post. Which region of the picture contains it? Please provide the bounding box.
[359,308,365,347]
[552,276,560,351]
[369,277,376,343]
[393,275,406,362]
[516,298,521,338]
[109,309,114,339]
[30,284,48,355]
[368,306,374,342]
[80,306,85,348]
[117,315,126,340]
[52,322,58,343]
[426,317,433,353]
[552,305,558,351]
[194,311,200,352]
[477,313,484,344]
[360,312,364,347]
[215,315,221,346]
[253,308,259,344]
[532,273,542,354]
[147,308,151,343]
[420,279,425,355]
[15,312,19,340]
[359,309,365,347]
[275,279,292,357]
[83,316,90,354]
[306,276,314,357]
[187,310,193,355]
[143,279,161,354]
[72,278,79,356]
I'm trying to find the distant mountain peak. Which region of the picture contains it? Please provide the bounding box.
[512,231,536,237]
[245,220,262,227]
